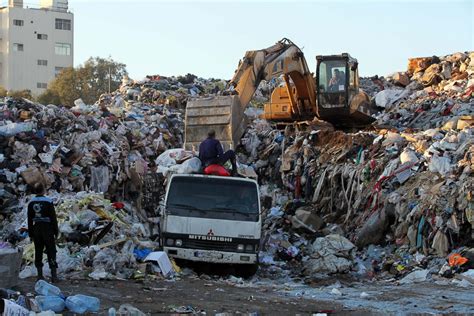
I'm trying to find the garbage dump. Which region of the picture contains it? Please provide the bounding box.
[242,51,474,283]
[0,74,240,285]
[0,52,473,313]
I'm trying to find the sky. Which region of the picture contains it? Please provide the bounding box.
[45,0,474,80]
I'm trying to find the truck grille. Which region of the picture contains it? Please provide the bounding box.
[183,239,238,252]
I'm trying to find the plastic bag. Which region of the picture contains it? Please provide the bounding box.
[19,265,37,279]
[118,304,147,316]
[92,248,118,272]
[56,248,81,275]
[374,89,409,108]
[400,148,418,164]
[428,155,452,176]
[170,157,202,174]
[0,122,35,137]
[76,210,99,227]
[90,166,110,193]
[155,149,191,167]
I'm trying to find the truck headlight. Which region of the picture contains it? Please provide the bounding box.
[245,244,254,252]
[175,239,183,247]
[166,238,174,246]
[237,244,244,251]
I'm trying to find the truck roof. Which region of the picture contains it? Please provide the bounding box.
[169,173,258,184]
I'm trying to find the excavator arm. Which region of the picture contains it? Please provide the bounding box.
[184,38,316,150]
[229,38,317,117]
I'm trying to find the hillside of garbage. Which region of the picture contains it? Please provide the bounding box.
[0,51,473,290]
[246,51,474,282]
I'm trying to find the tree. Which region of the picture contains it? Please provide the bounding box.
[177,73,197,85]
[8,89,32,99]
[39,57,127,107]
[0,86,7,97]
[37,89,61,105]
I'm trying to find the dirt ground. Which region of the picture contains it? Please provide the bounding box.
[14,262,474,315]
[18,277,361,315]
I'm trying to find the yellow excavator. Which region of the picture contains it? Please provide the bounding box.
[184,38,374,150]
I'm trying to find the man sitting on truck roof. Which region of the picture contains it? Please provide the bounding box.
[199,130,238,176]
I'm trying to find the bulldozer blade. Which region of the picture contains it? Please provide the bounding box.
[184,95,246,151]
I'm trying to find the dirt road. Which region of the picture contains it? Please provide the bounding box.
[17,273,474,315]
[19,277,351,315]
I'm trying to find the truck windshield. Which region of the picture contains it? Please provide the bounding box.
[166,177,260,222]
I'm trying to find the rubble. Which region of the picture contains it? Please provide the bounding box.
[244,51,474,284]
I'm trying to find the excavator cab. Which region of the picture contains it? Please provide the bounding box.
[316,54,374,128]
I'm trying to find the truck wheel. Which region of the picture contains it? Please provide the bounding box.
[237,264,258,278]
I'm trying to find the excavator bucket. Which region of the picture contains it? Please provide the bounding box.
[184,96,246,151]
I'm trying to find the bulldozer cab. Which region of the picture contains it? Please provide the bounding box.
[315,53,370,128]
[316,53,359,108]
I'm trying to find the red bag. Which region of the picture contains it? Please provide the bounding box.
[204,164,230,176]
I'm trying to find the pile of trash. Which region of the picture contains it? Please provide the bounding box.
[102,74,276,110]
[248,120,474,280]
[245,52,474,283]
[0,76,191,282]
[1,50,474,289]
[0,72,273,284]
[374,52,474,129]
[109,74,227,109]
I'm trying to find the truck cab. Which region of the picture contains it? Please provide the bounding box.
[161,174,261,273]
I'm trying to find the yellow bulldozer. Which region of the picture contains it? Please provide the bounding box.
[184,38,375,150]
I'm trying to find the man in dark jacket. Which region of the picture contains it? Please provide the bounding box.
[27,183,59,283]
[199,130,237,176]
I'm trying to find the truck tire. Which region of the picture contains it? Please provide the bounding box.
[237,264,258,278]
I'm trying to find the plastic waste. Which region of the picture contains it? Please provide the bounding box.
[269,206,283,218]
[90,165,111,193]
[76,209,100,227]
[144,251,174,277]
[400,148,418,164]
[374,88,410,108]
[35,280,61,296]
[108,307,117,316]
[118,304,147,316]
[177,157,201,174]
[0,122,35,137]
[1,298,30,315]
[399,269,430,284]
[428,155,452,176]
[33,312,57,316]
[65,294,100,314]
[330,288,342,296]
[35,295,65,313]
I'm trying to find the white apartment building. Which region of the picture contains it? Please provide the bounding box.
[0,0,73,95]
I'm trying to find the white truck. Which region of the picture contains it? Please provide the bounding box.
[160,173,261,275]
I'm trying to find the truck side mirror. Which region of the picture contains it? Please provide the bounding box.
[351,62,358,71]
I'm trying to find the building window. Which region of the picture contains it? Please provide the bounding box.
[37,82,47,89]
[37,34,48,40]
[13,19,24,26]
[13,43,23,52]
[55,66,65,77]
[55,19,71,30]
[55,43,71,56]
[38,59,48,66]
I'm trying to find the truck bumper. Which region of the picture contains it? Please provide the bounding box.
[164,247,258,264]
